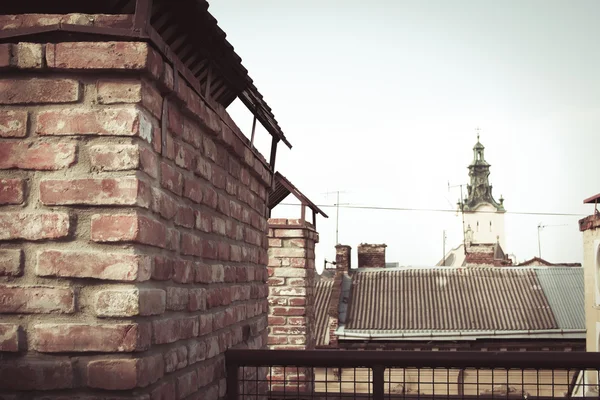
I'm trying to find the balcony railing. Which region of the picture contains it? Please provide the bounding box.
[225,350,600,400]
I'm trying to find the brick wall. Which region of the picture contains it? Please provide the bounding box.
[0,36,271,399]
[357,243,386,268]
[267,218,318,390]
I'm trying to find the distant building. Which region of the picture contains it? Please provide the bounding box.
[440,135,511,266]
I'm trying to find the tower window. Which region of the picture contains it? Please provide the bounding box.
[478,152,481,160]
[477,221,479,232]
[490,221,492,232]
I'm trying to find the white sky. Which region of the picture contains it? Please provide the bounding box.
[209,0,600,268]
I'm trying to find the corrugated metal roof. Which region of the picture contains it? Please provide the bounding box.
[535,267,585,330]
[345,268,559,332]
[314,280,333,347]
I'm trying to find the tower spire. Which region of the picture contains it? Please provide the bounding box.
[464,130,504,212]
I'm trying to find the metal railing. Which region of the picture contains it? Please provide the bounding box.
[226,350,600,400]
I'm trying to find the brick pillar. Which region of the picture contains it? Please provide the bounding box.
[0,30,271,398]
[357,243,387,268]
[327,245,350,348]
[267,218,318,391]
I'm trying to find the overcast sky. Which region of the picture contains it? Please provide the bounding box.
[209,0,600,269]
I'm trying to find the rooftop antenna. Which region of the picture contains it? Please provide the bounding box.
[537,223,569,259]
[323,190,348,245]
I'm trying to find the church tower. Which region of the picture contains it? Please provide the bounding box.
[461,133,506,249]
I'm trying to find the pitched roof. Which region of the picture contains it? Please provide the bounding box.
[335,266,584,340]
[314,279,334,347]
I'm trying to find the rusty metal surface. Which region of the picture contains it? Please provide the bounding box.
[314,280,334,347]
[345,267,560,332]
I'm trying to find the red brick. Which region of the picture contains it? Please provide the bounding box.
[0,360,73,390]
[140,145,159,178]
[183,176,203,204]
[151,381,177,400]
[40,177,150,207]
[175,205,195,228]
[160,162,183,195]
[89,144,140,171]
[46,42,152,70]
[152,256,173,281]
[97,79,142,104]
[173,260,193,284]
[0,324,19,352]
[91,213,167,249]
[195,210,212,233]
[0,285,74,314]
[0,249,22,276]
[36,107,152,141]
[199,314,213,336]
[164,345,188,373]
[0,212,70,241]
[32,323,150,353]
[0,110,27,137]
[177,370,199,398]
[87,354,164,390]
[0,142,76,170]
[195,155,212,181]
[188,340,207,365]
[151,187,178,220]
[174,142,195,171]
[37,249,150,281]
[0,78,79,104]
[166,287,189,311]
[189,288,207,311]
[152,317,198,344]
[0,178,24,205]
[95,288,165,317]
[203,186,218,209]
[0,43,10,67]
[181,232,203,257]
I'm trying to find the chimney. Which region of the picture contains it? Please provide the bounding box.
[357,243,387,268]
[327,245,351,347]
[267,218,319,391]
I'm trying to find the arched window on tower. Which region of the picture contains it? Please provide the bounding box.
[477,221,479,232]
[490,221,492,232]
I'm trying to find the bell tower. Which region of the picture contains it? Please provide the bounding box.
[461,130,506,249]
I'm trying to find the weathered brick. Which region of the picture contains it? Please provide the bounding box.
[166,287,189,311]
[189,288,207,311]
[89,144,140,171]
[151,381,177,400]
[0,142,76,170]
[175,205,195,229]
[0,178,24,205]
[91,213,167,249]
[95,288,165,317]
[37,250,151,282]
[0,43,10,67]
[40,177,150,207]
[32,323,150,352]
[0,324,19,352]
[46,42,153,70]
[183,176,203,204]
[152,317,198,344]
[0,249,22,276]
[36,107,152,142]
[0,360,73,390]
[160,162,183,195]
[0,78,79,104]
[181,232,203,257]
[178,370,199,398]
[87,354,164,390]
[0,110,28,137]
[152,256,174,281]
[140,145,159,178]
[0,285,74,314]
[173,260,193,284]
[97,80,142,104]
[164,345,188,373]
[15,42,43,68]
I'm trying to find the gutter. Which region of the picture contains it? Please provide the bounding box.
[334,327,586,341]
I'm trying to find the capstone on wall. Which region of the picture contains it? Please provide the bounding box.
[0,20,272,400]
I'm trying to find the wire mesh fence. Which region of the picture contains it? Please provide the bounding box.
[226,350,600,400]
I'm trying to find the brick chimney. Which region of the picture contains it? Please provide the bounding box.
[327,244,350,347]
[357,243,387,268]
[267,218,318,390]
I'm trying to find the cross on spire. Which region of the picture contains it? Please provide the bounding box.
[475,127,481,141]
